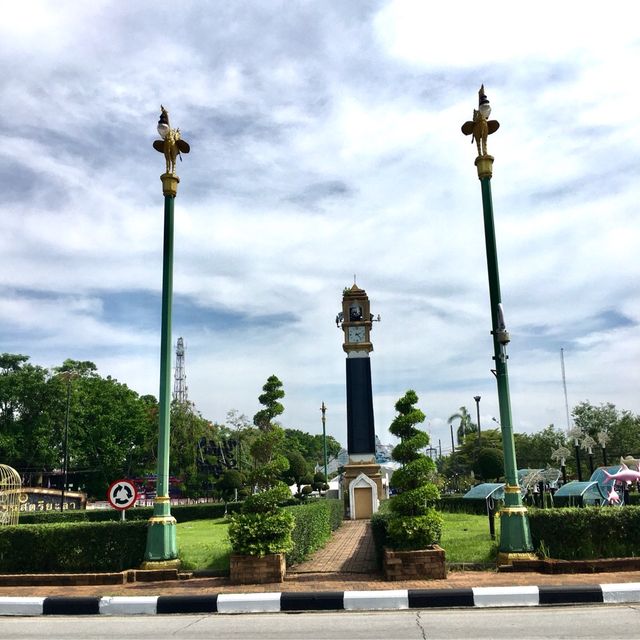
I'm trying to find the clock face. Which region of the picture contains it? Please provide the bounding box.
[348,326,366,343]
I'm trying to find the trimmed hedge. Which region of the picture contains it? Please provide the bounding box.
[436,495,500,515]
[285,499,343,565]
[529,506,640,560]
[370,510,392,568]
[627,493,640,506]
[0,521,147,573]
[18,501,243,525]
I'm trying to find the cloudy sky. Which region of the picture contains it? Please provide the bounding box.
[2,1,639,454]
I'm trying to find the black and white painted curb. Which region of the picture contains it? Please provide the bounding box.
[1,583,639,616]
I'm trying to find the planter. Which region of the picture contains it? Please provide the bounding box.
[383,545,446,581]
[229,553,286,585]
[502,556,640,574]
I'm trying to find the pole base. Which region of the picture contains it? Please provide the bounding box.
[144,515,178,561]
[498,507,534,558]
[497,551,538,567]
[139,558,182,571]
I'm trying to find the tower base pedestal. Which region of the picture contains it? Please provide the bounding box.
[343,460,383,520]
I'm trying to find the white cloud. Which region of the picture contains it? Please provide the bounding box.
[374,2,638,69]
[1,0,638,456]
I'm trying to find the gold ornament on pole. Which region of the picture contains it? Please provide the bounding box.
[461,85,500,179]
[153,105,190,196]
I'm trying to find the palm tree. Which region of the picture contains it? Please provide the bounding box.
[447,406,476,445]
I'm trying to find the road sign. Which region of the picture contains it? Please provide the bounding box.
[107,479,138,510]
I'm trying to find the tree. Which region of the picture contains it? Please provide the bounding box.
[440,429,502,488]
[389,391,429,463]
[0,354,60,481]
[226,409,255,471]
[283,428,342,466]
[0,354,158,497]
[253,375,285,430]
[249,427,289,490]
[387,390,442,550]
[572,401,640,462]
[572,401,618,438]
[447,406,476,445]
[473,447,504,481]
[514,425,565,469]
[312,470,329,494]
[168,401,212,497]
[218,468,245,511]
[248,376,290,490]
[67,371,156,498]
[282,451,312,495]
[55,359,99,378]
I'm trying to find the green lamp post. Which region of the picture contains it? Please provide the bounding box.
[462,87,534,565]
[320,401,328,482]
[143,106,190,566]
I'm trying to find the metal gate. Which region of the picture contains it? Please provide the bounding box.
[0,464,22,525]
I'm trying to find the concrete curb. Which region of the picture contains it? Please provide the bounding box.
[1,583,639,615]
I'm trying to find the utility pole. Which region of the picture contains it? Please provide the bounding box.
[320,401,328,481]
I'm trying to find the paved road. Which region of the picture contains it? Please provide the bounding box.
[3,605,640,639]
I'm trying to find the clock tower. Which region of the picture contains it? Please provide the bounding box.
[337,283,384,519]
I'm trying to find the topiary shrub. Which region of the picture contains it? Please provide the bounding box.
[387,390,443,551]
[386,514,443,551]
[228,483,294,557]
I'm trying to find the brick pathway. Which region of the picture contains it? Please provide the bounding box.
[288,520,377,574]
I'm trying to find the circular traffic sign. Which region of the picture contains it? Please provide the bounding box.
[107,479,138,510]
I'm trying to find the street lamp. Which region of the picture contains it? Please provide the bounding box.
[551,446,571,485]
[582,434,596,477]
[568,427,583,482]
[461,86,534,564]
[597,430,609,466]
[320,402,328,482]
[473,395,482,448]
[56,370,77,511]
[144,106,190,566]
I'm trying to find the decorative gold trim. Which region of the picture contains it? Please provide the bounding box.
[475,155,494,179]
[148,516,177,525]
[500,506,528,516]
[154,496,170,503]
[139,559,181,571]
[497,551,538,566]
[504,484,521,494]
[342,342,373,354]
[160,173,180,197]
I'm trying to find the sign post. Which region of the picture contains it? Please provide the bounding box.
[107,479,138,521]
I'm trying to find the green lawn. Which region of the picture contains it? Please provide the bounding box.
[176,518,231,572]
[176,513,498,571]
[440,512,499,564]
